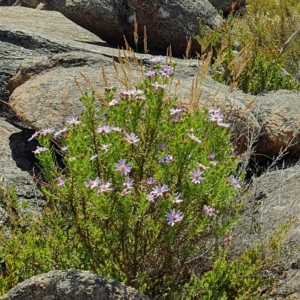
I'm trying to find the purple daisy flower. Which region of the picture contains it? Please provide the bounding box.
[28,131,40,142]
[66,117,81,125]
[85,178,102,189]
[61,146,68,152]
[229,175,241,189]
[56,177,65,187]
[144,70,156,77]
[120,88,144,99]
[40,127,55,136]
[140,184,147,192]
[149,56,163,64]
[115,159,132,175]
[187,133,202,144]
[121,189,131,196]
[218,121,231,128]
[170,108,184,116]
[196,162,209,170]
[109,96,121,106]
[172,193,183,204]
[123,178,134,190]
[146,193,156,203]
[160,65,174,77]
[158,154,173,164]
[151,184,169,197]
[146,177,156,185]
[98,181,113,194]
[157,143,166,151]
[189,170,204,184]
[124,132,140,146]
[166,209,184,226]
[96,125,112,134]
[53,127,69,138]
[152,81,168,91]
[207,153,216,160]
[203,205,217,217]
[90,154,98,161]
[33,146,48,155]
[99,144,111,153]
[112,126,122,132]
[209,109,223,123]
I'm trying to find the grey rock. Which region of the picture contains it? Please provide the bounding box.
[191,85,300,159]
[252,90,300,159]
[0,206,9,228]
[123,0,222,56]
[0,0,44,7]
[0,26,67,101]
[0,117,44,217]
[44,0,128,51]
[0,0,14,6]
[231,164,300,299]
[0,270,149,300]
[7,51,114,130]
[45,0,223,56]
[233,163,300,251]
[0,5,168,100]
[208,0,247,14]
[0,6,114,101]
[11,0,42,8]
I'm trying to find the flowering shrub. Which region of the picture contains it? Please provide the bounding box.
[0,58,242,298]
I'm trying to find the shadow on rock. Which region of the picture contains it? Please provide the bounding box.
[9,127,40,176]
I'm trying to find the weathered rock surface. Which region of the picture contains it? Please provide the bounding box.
[0,0,14,6]
[0,6,118,101]
[208,0,247,14]
[232,164,300,299]
[252,90,300,158]
[2,0,246,16]
[7,51,115,129]
[44,0,222,56]
[0,270,149,300]
[8,0,42,8]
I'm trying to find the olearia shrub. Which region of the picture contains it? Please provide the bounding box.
[0,57,244,298]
